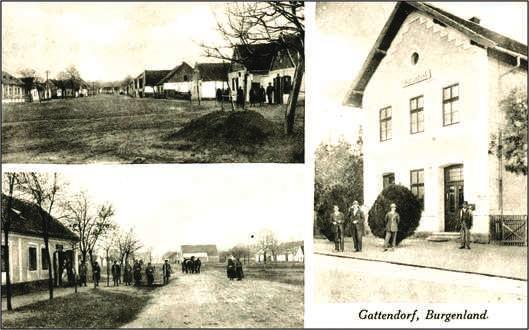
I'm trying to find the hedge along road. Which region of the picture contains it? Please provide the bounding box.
[314,254,526,304]
[122,267,304,328]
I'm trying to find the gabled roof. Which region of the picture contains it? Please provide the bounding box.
[2,71,24,86]
[344,1,528,107]
[232,43,278,73]
[144,70,172,86]
[181,244,218,256]
[157,62,194,85]
[194,62,230,82]
[1,193,78,241]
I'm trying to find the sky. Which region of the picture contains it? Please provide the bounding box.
[2,2,229,82]
[32,165,307,257]
[311,2,527,146]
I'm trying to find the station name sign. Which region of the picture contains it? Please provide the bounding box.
[402,69,431,87]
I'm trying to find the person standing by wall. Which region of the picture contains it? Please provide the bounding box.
[349,201,365,252]
[331,205,345,252]
[383,203,400,251]
[459,201,473,250]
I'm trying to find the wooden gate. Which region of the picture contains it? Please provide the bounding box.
[490,215,527,246]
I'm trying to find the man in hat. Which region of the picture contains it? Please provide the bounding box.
[162,259,172,285]
[383,203,400,251]
[331,205,345,252]
[349,201,365,252]
[459,201,473,249]
[111,260,121,286]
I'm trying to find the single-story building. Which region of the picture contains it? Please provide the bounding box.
[1,193,79,289]
[132,70,171,98]
[191,62,230,101]
[156,61,194,99]
[181,244,219,263]
[2,71,26,103]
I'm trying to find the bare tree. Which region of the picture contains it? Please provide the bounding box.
[117,228,142,267]
[62,191,115,269]
[96,228,119,287]
[1,173,21,310]
[256,229,280,265]
[17,173,64,300]
[57,65,82,82]
[202,1,304,134]
[229,244,251,264]
[17,68,41,80]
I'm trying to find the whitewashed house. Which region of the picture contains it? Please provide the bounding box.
[1,194,79,288]
[344,1,527,243]
[181,244,219,263]
[255,241,304,263]
[156,62,194,98]
[2,71,26,103]
[191,62,230,101]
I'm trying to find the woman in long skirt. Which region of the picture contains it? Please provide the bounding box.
[227,256,235,280]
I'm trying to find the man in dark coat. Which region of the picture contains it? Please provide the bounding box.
[133,260,142,286]
[162,260,172,285]
[78,262,88,287]
[259,86,265,106]
[236,87,244,107]
[331,205,345,252]
[195,258,202,273]
[146,262,155,286]
[249,86,256,107]
[235,257,244,281]
[123,261,133,286]
[92,261,101,287]
[349,200,365,252]
[227,256,235,280]
[459,201,473,249]
[266,82,273,105]
[384,203,400,251]
[111,261,121,286]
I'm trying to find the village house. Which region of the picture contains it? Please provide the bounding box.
[191,62,230,102]
[181,244,219,263]
[255,241,304,263]
[1,194,79,290]
[228,43,277,102]
[132,69,171,98]
[2,71,26,103]
[156,61,194,99]
[344,1,527,243]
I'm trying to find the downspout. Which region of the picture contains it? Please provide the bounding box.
[500,55,522,78]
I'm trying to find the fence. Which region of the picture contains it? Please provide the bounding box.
[490,215,527,246]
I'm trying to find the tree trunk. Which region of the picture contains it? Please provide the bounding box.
[284,56,304,135]
[40,214,53,299]
[106,249,110,287]
[243,73,248,111]
[4,192,14,310]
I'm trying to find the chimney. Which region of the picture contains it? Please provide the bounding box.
[469,16,481,24]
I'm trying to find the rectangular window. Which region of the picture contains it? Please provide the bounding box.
[379,106,392,141]
[410,169,425,207]
[410,95,424,133]
[41,247,48,270]
[28,247,37,271]
[443,84,460,126]
[383,173,395,189]
[1,245,6,272]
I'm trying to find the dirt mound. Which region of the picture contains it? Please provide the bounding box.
[167,110,276,145]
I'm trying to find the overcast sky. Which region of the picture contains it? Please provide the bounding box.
[2,2,229,82]
[311,2,527,146]
[40,166,306,257]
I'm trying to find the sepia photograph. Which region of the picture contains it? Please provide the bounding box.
[1,167,305,328]
[311,0,527,319]
[1,2,305,164]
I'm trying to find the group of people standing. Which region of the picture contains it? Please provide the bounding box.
[226,256,244,281]
[234,82,276,108]
[331,200,474,252]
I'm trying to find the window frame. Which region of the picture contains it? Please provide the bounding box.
[410,95,425,134]
[379,106,392,142]
[442,83,460,126]
[410,169,425,208]
[41,246,49,270]
[28,246,38,272]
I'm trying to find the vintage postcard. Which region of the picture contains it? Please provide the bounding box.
[1,166,306,328]
[1,2,304,164]
[309,1,527,328]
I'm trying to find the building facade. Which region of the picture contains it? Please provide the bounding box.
[1,194,79,286]
[157,62,194,98]
[345,2,527,242]
[191,62,230,101]
[181,244,219,263]
[2,71,26,103]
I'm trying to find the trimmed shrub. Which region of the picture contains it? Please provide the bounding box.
[367,184,422,245]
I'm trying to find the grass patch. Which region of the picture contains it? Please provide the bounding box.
[1,287,155,328]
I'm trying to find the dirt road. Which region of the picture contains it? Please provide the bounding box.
[123,269,303,328]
